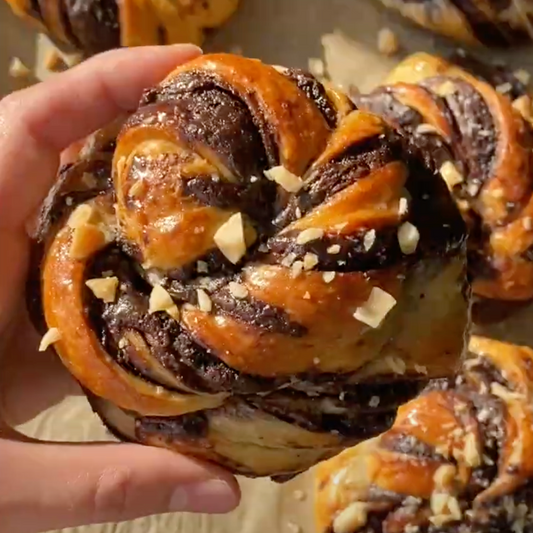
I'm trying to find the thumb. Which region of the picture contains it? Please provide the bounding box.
[0,439,240,533]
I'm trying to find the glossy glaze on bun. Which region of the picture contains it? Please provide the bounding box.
[28,53,468,479]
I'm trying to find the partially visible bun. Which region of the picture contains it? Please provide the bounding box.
[356,52,533,302]
[4,0,239,56]
[379,0,533,47]
[316,335,533,533]
[29,54,468,479]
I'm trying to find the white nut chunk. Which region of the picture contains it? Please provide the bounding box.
[353,287,397,329]
[39,328,62,352]
[214,212,248,264]
[264,166,303,193]
[85,277,119,303]
[398,222,420,255]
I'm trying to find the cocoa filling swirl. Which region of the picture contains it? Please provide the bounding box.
[30,60,466,477]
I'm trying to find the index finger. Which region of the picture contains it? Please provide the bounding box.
[0,44,201,230]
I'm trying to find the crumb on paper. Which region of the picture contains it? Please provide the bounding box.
[377,27,399,56]
[9,57,31,79]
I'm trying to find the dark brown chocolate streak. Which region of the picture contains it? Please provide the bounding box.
[274,135,397,229]
[423,77,497,199]
[265,228,407,272]
[64,0,120,55]
[182,176,277,230]
[448,0,521,46]
[140,69,280,169]
[210,288,307,337]
[281,68,342,128]
[450,50,529,100]
[354,86,453,172]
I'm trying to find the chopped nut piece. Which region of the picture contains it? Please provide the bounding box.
[264,166,303,192]
[296,228,324,245]
[435,80,456,97]
[440,161,464,189]
[433,464,456,489]
[463,432,481,468]
[327,244,341,254]
[65,53,83,68]
[197,289,213,312]
[353,287,397,328]
[39,328,62,352]
[281,252,297,268]
[514,69,531,85]
[291,260,304,278]
[363,229,376,251]
[496,82,513,94]
[323,271,336,283]
[214,212,248,264]
[9,57,31,78]
[333,502,368,533]
[368,396,380,408]
[513,95,533,121]
[85,276,119,303]
[377,27,399,56]
[303,252,319,270]
[45,49,67,72]
[385,355,406,374]
[398,197,408,215]
[228,281,248,299]
[414,364,428,374]
[149,285,176,316]
[398,222,420,255]
[303,291,311,299]
[197,260,209,273]
[313,357,321,365]
[308,57,325,78]
[416,123,440,135]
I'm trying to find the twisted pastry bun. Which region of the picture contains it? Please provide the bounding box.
[378,0,533,47]
[28,53,469,478]
[355,51,533,302]
[316,334,533,533]
[4,0,239,56]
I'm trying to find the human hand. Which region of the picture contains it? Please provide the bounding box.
[0,45,241,533]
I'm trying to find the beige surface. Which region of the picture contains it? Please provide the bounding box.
[3,1,533,532]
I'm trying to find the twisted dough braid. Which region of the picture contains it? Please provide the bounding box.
[4,0,239,56]
[355,52,533,302]
[30,54,468,478]
[316,335,533,533]
[378,0,533,46]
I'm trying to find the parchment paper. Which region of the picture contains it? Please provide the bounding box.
[3,1,533,532]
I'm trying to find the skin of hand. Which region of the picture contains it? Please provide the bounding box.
[0,45,241,533]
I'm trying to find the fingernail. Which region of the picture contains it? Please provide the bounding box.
[168,44,203,56]
[169,480,238,513]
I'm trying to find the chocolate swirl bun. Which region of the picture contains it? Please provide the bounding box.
[355,52,533,302]
[29,54,468,479]
[315,335,533,533]
[4,0,239,56]
[378,0,533,47]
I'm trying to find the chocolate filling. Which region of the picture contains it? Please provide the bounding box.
[282,68,341,128]
[64,0,120,55]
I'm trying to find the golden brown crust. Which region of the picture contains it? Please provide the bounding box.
[315,335,533,533]
[31,53,468,477]
[356,52,533,301]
